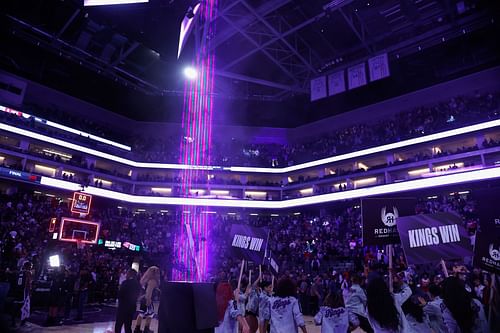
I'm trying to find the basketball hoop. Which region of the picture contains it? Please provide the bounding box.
[76,240,85,250]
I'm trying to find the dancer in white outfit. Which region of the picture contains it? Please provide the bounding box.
[441,277,489,333]
[366,275,412,333]
[260,278,308,333]
[314,291,349,333]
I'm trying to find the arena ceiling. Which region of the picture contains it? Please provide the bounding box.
[0,0,499,126]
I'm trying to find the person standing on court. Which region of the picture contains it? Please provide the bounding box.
[115,269,141,333]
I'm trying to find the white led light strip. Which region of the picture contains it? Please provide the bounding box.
[0,105,131,151]
[0,122,205,170]
[40,166,500,208]
[2,119,499,173]
[84,0,148,6]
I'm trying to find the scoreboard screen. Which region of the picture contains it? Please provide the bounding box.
[71,192,92,215]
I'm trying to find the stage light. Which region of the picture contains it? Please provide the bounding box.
[183,66,198,80]
[49,255,60,268]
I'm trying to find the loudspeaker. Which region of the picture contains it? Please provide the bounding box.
[158,281,218,333]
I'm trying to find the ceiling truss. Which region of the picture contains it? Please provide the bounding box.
[3,0,495,101]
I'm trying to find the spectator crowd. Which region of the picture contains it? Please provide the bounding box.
[1,91,499,168]
[0,187,498,332]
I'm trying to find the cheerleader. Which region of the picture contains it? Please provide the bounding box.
[134,266,160,333]
[314,291,349,333]
[245,270,262,333]
[401,296,432,333]
[260,277,308,333]
[258,280,273,333]
[215,281,250,333]
[420,285,447,333]
[345,274,370,332]
[441,276,489,333]
[366,276,412,333]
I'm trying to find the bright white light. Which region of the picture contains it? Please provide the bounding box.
[408,168,430,176]
[211,190,229,195]
[49,255,60,268]
[84,0,148,6]
[354,177,377,185]
[151,187,172,193]
[183,67,198,80]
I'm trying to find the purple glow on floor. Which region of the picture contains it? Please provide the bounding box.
[173,0,218,282]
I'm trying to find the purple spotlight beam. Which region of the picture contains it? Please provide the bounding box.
[173,0,218,282]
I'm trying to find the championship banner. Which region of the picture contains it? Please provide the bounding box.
[310,76,327,101]
[229,225,269,264]
[328,70,346,96]
[473,189,500,273]
[348,63,367,89]
[397,212,473,265]
[362,198,417,246]
[368,53,390,82]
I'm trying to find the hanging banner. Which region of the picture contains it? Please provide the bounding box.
[397,212,473,265]
[328,70,346,96]
[473,189,500,273]
[310,76,327,101]
[368,53,390,82]
[348,63,367,89]
[229,225,269,264]
[362,198,417,246]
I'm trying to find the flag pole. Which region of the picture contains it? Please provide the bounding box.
[388,244,394,293]
[440,259,449,278]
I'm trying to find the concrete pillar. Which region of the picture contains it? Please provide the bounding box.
[19,140,29,151]
[386,153,394,165]
[56,167,63,178]
[85,157,96,169]
[476,134,486,148]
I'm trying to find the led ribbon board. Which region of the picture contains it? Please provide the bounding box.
[84,0,148,6]
[0,166,40,183]
[1,117,499,173]
[0,105,131,151]
[40,166,500,209]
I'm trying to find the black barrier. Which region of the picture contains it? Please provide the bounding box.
[0,282,10,312]
[473,189,500,273]
[157,282,217,333]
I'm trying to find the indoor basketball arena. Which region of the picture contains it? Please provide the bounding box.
[0,0,499,332]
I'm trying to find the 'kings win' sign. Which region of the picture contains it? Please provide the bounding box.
[397,212,473,265]
[229,224,270,264]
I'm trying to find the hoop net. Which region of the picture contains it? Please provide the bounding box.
[76,240,85,250]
